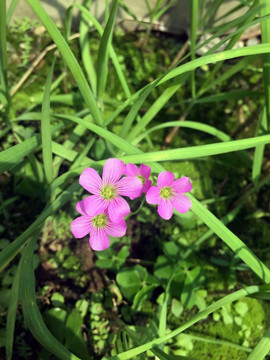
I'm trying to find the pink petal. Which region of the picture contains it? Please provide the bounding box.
[172,177,192,194]
[103,158,125,184]
[142,179,152,193]
[157,171,175,188]
[139,164,151,179]
[106,219,127,237]
[89,229,110,251]
[79,167,102,194]
[158,200,174,220]
[76,200,87,215]
[79,195,107,216]
[172,194,192,213]
[146,186,160,205]
[71,216,91,238]
[125,163,139,177]
[117,176,142,199]
[108,196,130,223]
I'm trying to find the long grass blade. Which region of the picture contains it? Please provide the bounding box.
[159,44,270,85]
[132,120,231,146]
[79,0,96,94]
[260,0,270,128]
[252,107,267,185]
[6,0,19,24]
[0,0,10,119]
[5,260,22,360]
[126,81,186,141]
[41,57,55,184]
[96,0,118,99]
[190,0,199,98]
[20,234,81,360]
[0,136,40,174]
[26,0,103,126]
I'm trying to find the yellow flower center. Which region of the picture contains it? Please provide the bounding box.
[92,214,108,228]
[101,185,116,200]
[137,174,146,185]
[160,186,173,199]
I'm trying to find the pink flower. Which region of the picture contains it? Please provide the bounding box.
[71,199,127,251]
[124,163,152,199]
[146,171,192,220]
[79,159,142,223]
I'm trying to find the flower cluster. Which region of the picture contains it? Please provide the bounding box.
[71,158,192,251]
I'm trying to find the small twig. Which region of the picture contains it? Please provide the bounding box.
[168,40,189,69]
[162,110,188,149]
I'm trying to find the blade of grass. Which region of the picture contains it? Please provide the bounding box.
[259,0,270,128]
[20,233,81,360]
[104,284,270,360]
[189,195,270,283]
[0,136,40,174]
[41,57,56,184]
[183,172,270,259]
[120,135,270,163]
[96,0,118,99]
[200,0,260,92]
[131,120,231,146]
[0,123,63,174]
[190,0,199,98]
[54,113,270,165]
[106,43,270,128]
[26,0,103,126]
[247,327,270,360]
[158,44,270,85]
[0,0,10,120]
[53,123,87,177]
[252,107,267,185]
[5,259,22,360]
[6,0,19,24]
[79,0,96,94]
[70,3,131,99]
[126,80,187,141]
[193,90,263,104]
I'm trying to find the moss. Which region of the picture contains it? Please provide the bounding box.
[187,297,269,360]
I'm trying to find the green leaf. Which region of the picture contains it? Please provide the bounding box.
[44,307,67,343]
[20,235,81,360]
[65,309,89,359]
[234,301,248,317]
[116,268,142,301]
[5,260,22,360]
[171,299,184,317]
[132,285,157,311]
[181,266,205,309]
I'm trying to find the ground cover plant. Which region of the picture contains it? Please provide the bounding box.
[1,0,270,359]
